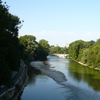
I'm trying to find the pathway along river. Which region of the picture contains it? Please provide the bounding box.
[21,56,100,100]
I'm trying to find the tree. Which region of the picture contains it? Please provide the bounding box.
[0,1,21,37]
[50,45,68,54]
[19,35,37,63]
[96,38,100,44]
[19,36,50,62]
[68,40,85,59]
[87,45,100,67]
[0,0,22,86]
[60,47,68,54]
[68,39,100,68]
[39,39,50,55]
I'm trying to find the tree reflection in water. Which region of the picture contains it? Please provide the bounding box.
[68,60,100,91]
[27,67,42,84]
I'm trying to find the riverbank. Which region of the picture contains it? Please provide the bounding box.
[72,59,100,71]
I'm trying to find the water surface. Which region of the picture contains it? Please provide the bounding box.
[21,56,100,100]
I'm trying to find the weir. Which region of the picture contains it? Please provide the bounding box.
[51,54,68,59]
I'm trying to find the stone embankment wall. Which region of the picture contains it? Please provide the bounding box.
[0,59,28,100]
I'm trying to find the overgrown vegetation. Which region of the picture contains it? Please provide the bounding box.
[68,39,100,68]
[0,0,22,86]
[0,0,50,86]
[19,36,50,64]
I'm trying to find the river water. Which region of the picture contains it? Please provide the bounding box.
[21,56,100,100]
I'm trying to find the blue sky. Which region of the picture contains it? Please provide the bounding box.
[3,0,100,47]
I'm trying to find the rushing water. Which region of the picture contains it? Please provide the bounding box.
[21,56,100,100]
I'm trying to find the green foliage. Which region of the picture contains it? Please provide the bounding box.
[0,0,21,86]
[68,39,100,68]
[61,47,68,54]
[68,40,85,59]
[96,39,100,44]
[86,45,100,67]
[39,39,50,53]
[0,0,50,87]
[81,49,89,64]
[19,35,37,63]
[50,45,68,54]
[38,39,50,59]
[19,36,50,63]
[0,1,21,36]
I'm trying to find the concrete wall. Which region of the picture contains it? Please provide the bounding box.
[0,60,28,100]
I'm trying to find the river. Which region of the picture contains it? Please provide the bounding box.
[21,55,100,100]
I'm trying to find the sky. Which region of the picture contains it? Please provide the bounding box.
[2,0,100,47]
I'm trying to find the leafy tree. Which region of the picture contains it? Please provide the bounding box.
[39,39,50,55]
[60,47,68,54]
[50,46,61,54]
[81,49,89,64]
[19,36,50,62]
[19,35,37,63]
[50,45,68,54]
[87,45,100,67]
[0,0,21,86]
[84,40,95,48]
[68,39,100,68]
[68,40,84,59]
[0,1,21,36]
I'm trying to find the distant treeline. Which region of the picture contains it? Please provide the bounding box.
[50,45,68,54]
[68,39,100,68]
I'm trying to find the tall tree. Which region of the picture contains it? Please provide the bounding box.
[39,39,50,55]
[0,0,21,86]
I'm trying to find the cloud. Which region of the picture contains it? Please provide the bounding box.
[27,31,75,46]
[85,32,93,35]
[19,31,99,47]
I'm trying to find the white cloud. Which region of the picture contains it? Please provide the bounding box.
[85,32,93,35]
[19,31,100,47]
